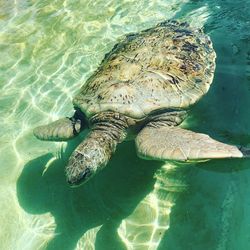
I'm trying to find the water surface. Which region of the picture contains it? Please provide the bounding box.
[0,0,250,249]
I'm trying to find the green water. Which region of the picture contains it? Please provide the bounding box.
[1,0,250,249]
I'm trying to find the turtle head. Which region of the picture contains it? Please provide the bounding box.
[65,112,128,187]
[65,141,108,187]
[65,136,112,187]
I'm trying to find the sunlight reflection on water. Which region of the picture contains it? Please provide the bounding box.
[1,0,250,249]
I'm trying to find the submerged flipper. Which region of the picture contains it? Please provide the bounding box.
[136,125,250,161]
[33,114,84,141]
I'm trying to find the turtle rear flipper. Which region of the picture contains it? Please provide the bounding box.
[33,116,84,141]
[135,125,249,161]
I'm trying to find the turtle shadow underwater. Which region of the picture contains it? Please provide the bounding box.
[16,134,250,250]
[17,137,162,250]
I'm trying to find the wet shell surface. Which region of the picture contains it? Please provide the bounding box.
[73,20,216,119]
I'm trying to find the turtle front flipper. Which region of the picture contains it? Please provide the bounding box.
[135,125,250,161]
[33,111,86,141]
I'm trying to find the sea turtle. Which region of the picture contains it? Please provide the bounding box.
[34,20,250,187]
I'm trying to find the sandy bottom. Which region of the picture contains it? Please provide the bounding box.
[1,0,250,249]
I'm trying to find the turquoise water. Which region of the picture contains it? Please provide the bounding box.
[0,0,250,249]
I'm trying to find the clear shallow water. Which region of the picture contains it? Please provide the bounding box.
[0,0,250,249]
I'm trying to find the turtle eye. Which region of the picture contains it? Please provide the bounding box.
[66,168,92,187]
[80,168,91,181]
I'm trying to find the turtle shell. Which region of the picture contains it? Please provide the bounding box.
[73,20,216,119]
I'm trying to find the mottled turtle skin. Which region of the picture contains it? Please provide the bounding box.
[34,20,249,187]
[74,20,216,119]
